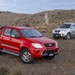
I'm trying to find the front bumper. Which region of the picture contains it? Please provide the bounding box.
[42,49,58,57]
[31,47,59,58]
[53,33,66,38]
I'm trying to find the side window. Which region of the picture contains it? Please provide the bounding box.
[4,28,12,36]
[11,29,20,37]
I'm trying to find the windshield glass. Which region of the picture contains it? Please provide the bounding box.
[20,29,43,38]
[59,24,71,28]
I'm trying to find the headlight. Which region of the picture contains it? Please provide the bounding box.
[32,43,43,48]
[55,42,58,47]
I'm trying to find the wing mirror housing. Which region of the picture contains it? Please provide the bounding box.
[71,27,74,29]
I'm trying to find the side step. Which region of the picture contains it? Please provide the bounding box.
[0,49,19,56]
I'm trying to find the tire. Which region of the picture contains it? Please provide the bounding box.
[66,33,71,39]
[19,49,33,64]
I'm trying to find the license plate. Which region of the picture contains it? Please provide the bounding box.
[55,35,58,36]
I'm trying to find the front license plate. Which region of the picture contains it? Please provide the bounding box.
[55,35,59,37]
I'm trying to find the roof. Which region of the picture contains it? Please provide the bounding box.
[4,26,33,29]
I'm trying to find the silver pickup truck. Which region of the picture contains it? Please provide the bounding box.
[52,23,75,39]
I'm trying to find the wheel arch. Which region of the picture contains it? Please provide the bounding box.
[67,32,71,36]
[20,47,30,54]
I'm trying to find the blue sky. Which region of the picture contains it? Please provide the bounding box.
[0,0,75,14]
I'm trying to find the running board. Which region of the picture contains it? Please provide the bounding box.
[0,49,19,56]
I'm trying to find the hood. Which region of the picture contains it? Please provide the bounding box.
[26,37,56,44]
[54,28,70,31]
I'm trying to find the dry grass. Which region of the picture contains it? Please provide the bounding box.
[0,64,9,75]
[10,65,24,75]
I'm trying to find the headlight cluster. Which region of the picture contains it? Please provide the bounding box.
[32,43,43,48]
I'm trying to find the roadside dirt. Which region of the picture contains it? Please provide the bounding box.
[0,38,75,75]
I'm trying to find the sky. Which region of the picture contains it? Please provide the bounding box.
[0,0,75,14]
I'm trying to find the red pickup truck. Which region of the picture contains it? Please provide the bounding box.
[0,26,59,64]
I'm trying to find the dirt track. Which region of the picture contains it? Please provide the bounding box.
[0,38,75,75]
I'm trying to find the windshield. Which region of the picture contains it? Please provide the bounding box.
[20,29,43,38]
[59,24,71,28]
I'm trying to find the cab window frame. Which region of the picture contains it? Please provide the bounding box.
[11,29,20,38]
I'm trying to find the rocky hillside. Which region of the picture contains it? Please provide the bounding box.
[0,11,30,26]
[12,10,75,35]
[1,10,75,35]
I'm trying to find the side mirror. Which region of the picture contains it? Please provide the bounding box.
[71,27,74,29]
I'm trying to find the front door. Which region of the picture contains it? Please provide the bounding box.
[70,24,75,37]
[9,29,22,53]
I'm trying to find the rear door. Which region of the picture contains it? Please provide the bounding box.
[1,27,12,50]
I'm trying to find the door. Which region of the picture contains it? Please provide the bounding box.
[70,24,75,37]
[1,28,12,50]
[9,29,22,53]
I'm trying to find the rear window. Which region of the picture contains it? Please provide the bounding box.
[4,28,12,36]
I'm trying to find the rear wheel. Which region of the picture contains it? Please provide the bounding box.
[66,33,71,39]
[19,49,33,64]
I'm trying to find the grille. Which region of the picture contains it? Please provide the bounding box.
[44,43,55,47]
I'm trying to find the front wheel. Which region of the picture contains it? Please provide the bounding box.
[19,49,33,64]
[66,33,71,39]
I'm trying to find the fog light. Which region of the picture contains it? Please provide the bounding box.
[62,34,64,36]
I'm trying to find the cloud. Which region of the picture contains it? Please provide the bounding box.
[0,0,75,13]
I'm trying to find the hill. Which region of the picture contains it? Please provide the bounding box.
[0,11,30,27]
[0,10,75,75]
[1,10,75,35]
[12,10,75,35]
